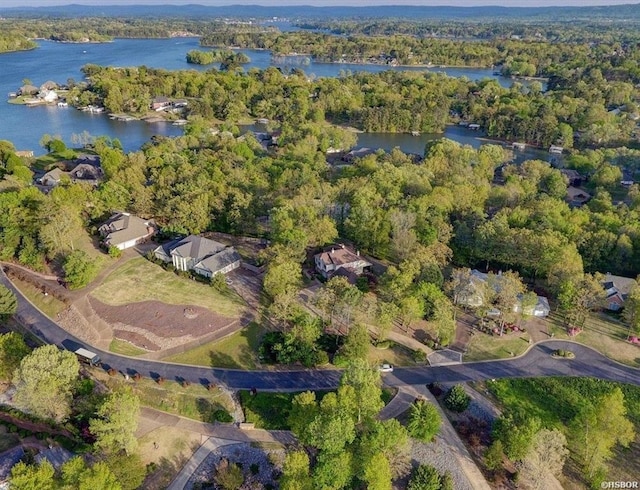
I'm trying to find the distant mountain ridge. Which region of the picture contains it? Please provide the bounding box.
[1,3,640,21]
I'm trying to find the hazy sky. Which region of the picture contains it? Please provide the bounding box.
[3,0,640,6]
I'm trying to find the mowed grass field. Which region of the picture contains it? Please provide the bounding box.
[91,258,245,318]
[10,276,67,318]
[165,322,264,369]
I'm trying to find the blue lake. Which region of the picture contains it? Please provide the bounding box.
[0,37,534,156]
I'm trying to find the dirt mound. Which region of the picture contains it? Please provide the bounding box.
[89,298,238,350]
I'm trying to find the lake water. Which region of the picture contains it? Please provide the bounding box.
[0,37,528,155]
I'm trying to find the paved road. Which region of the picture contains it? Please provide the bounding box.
[2,268,639,391]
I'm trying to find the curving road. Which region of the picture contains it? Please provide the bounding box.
[2,269,639,391]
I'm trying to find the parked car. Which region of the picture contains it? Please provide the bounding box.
[379,364,394,373]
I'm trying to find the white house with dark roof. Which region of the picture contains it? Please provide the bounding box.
[154,235,241,278]
[99,212,155,250]
[314,244,372,281]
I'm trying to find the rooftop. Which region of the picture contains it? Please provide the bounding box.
[99,212,154,245]
[171,235,227,261]
[317,246,369,267]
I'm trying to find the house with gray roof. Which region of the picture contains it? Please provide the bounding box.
[69,163,102,183]
[154,235,241,278]
[99,212,155,250]
[40,167,66,187]
[602,273,637,311]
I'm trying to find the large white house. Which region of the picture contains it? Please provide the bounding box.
[154,235,241,278]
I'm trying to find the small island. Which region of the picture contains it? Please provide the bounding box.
[186,49,250,68]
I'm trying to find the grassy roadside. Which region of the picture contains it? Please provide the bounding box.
[164,322,264,369]
[109,339,147,357]
[464,330,530,362]
[546,312,640,367]
[10,276,67,318]
[91,258,245,318]
[239,387,397,430]
[95,370,234,423]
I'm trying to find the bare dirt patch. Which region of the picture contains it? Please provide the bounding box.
[89,298,238,350]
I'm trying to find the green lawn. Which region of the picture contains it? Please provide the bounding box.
[487,377,640,486]
[239,386,396,431]
[547,311,640,367]
[109,339,147,357]
[101,373,233,423]
[11,276,67,318]
[463,330,531,362]
[91,258,245,318]
[367,343,418,367]
[239,391,298,430]
[164,323,264,369]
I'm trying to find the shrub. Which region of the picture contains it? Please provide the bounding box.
[214,459,244,490]
[412,349,427,363]
[444,385,471,413]
[63,250,98,290]
[314,350,330,366]
[133,373,141,381]
[210,273,228,292]
[107,368,117,376]
[108,246,122,258]
[407,400,442,442]
[213,409,233,423]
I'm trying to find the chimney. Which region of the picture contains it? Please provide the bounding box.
[356,250,360,256]
[331,248,335,254]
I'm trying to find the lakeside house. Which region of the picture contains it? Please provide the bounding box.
[39,159,104,189]
[98,212,156,250]
[40,167,66,187]
[153,235,241,278]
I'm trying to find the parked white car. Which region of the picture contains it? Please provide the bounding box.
[379,364,394,373]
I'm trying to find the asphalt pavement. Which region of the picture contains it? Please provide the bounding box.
[2,268,639,391]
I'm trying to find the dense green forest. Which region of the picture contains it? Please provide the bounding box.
[70,63,637,148]
[0,31,36,53]
[186,49,250,67]
[296,19,640,43]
